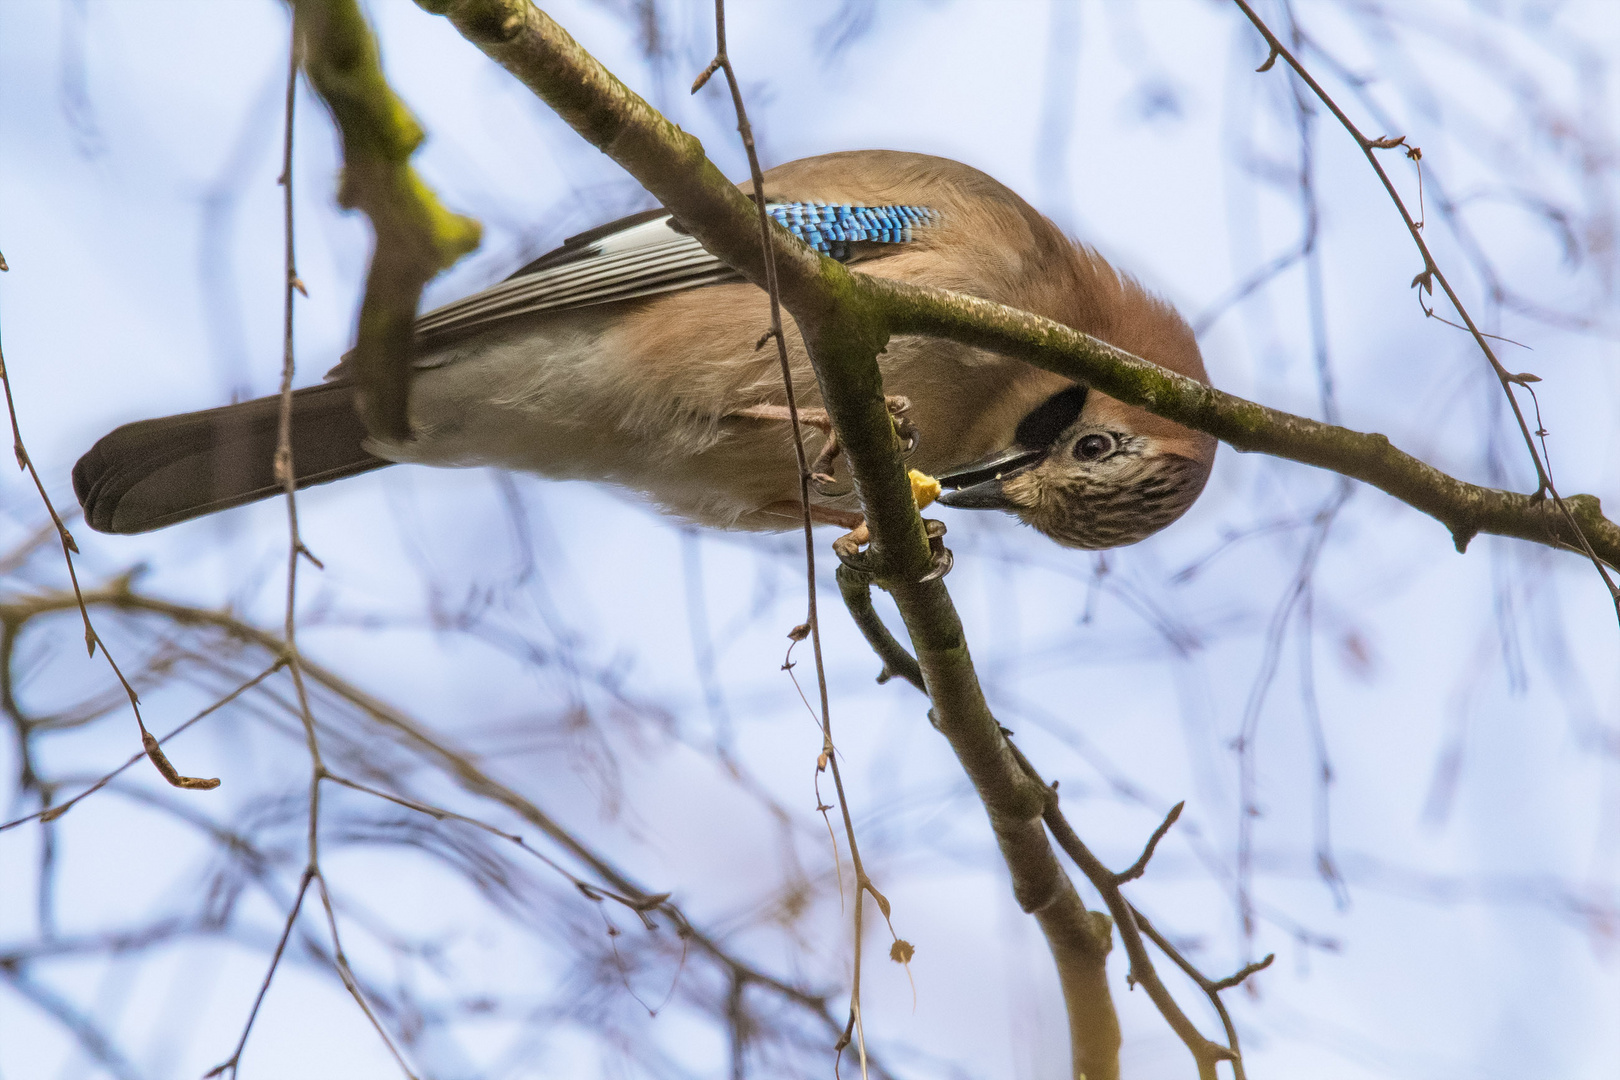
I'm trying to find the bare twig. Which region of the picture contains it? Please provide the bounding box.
[1114,801,1184,886]
[204,868,315,1079]
[1231,0,1620,618]
[0,661,282,833]
[0,257,214,791]
[1132,906,1273,1080]
[694,7,902,1069]
[6,578,865,1063]
[0,240,216,796]
[1000,742,1235,1079]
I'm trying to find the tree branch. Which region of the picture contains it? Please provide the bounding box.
[876,280,1620,567]
[355,1,1619,1074]
[291,0,481,440]
[431,5,1620,583]
[834,565,924,691]
[416,3,1126,1077]
[0,581,867,1065]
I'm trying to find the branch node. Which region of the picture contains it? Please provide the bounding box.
[691,57,722,94]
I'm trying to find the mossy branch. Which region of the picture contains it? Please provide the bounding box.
[875,281,1620,566]
[291,0,482,440]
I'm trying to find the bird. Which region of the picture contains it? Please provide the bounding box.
[72,150,1216,550]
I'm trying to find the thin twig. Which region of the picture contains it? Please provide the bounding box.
[0,661,282,833]
[1114,801,1184,885]
[0,267,216,792]
[1132,906,1273,1080]
[1005,742,1234,1079]
[1232,0,1620,619]
[205,868,315,1079]
[18,578,866,1064]
[695,5,898,1072]
[322,771,669,924]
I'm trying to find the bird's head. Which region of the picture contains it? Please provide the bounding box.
[936,386,1214,550]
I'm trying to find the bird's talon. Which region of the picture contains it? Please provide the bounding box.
[919,518,953,581]
[810,472,847,496]
[883,397,920,455]
[833,522,875,570]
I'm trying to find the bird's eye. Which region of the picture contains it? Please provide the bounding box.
[1073,433,1114,461]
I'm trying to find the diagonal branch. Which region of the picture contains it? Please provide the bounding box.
[875,281,1620,568]
[1231,0,1620,611]
[416,4,1127,1078]
[317,2,1620,1075]
[291,0,482,440]
[403,3,1620,1076]
[431,3,1620,583]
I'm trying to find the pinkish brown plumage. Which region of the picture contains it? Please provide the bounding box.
[75,151,1214,549]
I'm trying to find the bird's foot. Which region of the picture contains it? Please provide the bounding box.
[811,434,843,492]
[885,396,919,456]
[832,516,952,583]
[812,396,916,492]
[727,403,834,434]
[920,518,954,581]
[731,398,917,494]
[831,521,872,569]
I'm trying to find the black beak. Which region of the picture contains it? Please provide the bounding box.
[935,445,1045,512]
[935,386,1086,512]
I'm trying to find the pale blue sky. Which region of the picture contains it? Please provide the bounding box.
[1,2,1617,1078]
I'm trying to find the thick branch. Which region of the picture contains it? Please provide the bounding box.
[411,3,1219,1076]
[293,0,481,439]
[876,281,1620,566]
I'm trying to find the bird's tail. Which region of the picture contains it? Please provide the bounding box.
[73,382,390,535]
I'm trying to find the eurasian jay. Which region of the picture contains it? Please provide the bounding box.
[73,150,1216,549]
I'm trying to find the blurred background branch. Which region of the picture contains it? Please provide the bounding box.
[1,1,1616,1078]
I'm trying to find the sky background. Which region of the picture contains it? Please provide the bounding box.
[2,1,1618,1078]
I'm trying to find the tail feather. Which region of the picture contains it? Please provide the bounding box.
[74,382,390,535]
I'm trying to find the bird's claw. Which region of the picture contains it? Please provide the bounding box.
[830,517,952,583]
[811,434,846,495]
[919,518,953,581]
[832,521,874,572]
[884,396,920,456]
[802,396,917,493]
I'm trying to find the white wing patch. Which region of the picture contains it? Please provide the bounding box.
[414,215,735,343]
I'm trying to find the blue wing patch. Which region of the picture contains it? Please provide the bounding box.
[767,203,939,260]
[413,203,939,346]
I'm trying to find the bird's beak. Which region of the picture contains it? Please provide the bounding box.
[935,445,1044,511]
